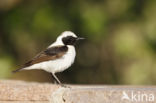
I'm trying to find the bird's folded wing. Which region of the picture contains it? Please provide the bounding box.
[24,45,68,67]
[13,45,68,72]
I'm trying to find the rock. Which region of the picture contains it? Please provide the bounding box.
[0,80,156,103]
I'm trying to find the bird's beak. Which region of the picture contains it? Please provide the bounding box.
[77,37,85,40]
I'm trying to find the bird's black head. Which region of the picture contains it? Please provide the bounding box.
[62,36,84,45]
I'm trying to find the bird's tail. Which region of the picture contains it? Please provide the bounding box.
[12,68,23,73]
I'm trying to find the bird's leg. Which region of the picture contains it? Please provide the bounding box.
[51,73,61,84]
[50,73,57,84]
[51,73,65,87]
[51,73,70,88]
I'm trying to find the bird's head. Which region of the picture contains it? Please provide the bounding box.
[56,31,84,46]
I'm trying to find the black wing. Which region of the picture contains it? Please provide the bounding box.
[13,45,68,73]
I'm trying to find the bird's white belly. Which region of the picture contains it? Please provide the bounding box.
[25,46,76,73]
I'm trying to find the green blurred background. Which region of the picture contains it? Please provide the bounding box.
[0,0,156,85]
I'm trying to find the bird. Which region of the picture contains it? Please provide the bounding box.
[13,31,84,86]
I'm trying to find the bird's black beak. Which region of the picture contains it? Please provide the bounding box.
[76,37,85,40]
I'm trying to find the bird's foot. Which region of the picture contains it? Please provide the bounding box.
[60,84,71,88]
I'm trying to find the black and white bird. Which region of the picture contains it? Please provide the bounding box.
[13,31,84,86]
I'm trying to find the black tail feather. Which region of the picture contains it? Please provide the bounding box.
[12,68,23,73]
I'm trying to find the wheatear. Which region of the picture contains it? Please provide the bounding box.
[13,31,84,86]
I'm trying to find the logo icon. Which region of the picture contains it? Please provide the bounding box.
[121,91,154,102]
[122,91,130,101]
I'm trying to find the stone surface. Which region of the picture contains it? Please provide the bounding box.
[63,86,156,103]
[0,80,156,103]
[0,80,59,102]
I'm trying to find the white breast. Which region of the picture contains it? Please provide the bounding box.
[47,45,76,73]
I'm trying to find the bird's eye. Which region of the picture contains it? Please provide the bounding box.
[62,36,77,45]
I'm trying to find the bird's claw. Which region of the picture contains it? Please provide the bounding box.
[60,84,71,88]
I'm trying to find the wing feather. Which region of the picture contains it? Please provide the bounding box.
[13,45,68,73]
